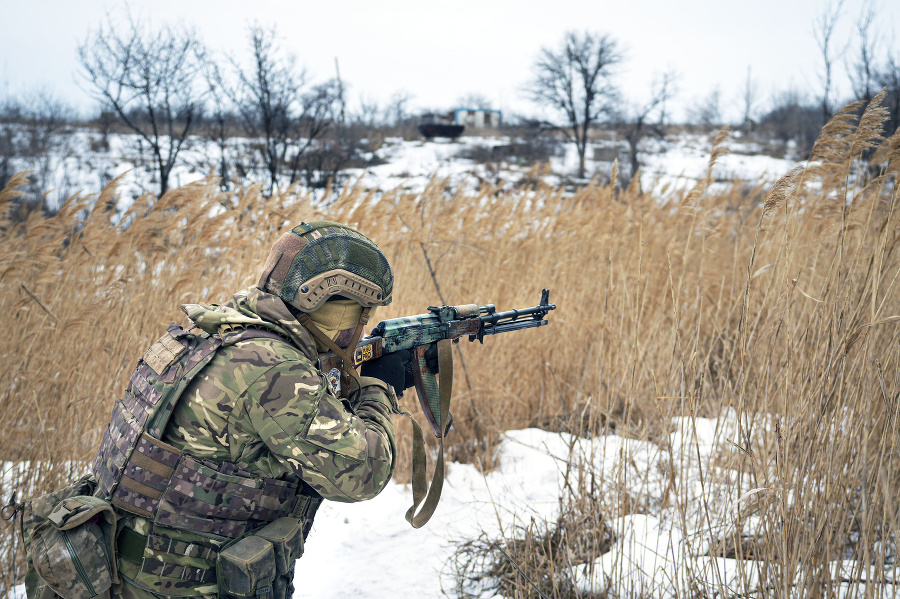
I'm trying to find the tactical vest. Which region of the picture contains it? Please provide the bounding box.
[91,323,322,586]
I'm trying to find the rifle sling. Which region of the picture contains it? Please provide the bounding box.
[302,309,452,528]
[403,338,453,528]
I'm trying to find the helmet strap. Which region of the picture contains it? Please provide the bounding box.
[296,307,371,398]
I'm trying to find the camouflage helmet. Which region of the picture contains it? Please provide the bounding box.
[257,221,393,313]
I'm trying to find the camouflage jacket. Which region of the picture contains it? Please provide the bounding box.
[117,286,397,596]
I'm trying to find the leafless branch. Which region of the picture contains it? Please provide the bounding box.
[527,31,623,179]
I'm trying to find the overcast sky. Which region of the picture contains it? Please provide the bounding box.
[2,0,899,122]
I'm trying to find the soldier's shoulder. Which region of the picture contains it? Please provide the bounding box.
[221,335,314,368]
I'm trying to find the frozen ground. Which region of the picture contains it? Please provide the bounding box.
[299,412,897,599]
[3,128,803,212]
[9,412,896,598]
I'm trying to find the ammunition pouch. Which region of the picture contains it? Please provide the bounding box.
[217,518,305,599]
[112,489,321,596]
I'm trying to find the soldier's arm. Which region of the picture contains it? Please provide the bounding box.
[244,359,397,502]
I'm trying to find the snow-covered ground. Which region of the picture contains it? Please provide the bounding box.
[295,411,894,598]
[639,133,800,194]
[2,127,804,212]
[8,410,897,598]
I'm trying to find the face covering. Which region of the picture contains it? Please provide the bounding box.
[307,300,377,352]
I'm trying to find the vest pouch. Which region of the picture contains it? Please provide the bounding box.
[251,518,304,574]
[217,534,276,598]
[9,476,97,599]
[31,496,118,599]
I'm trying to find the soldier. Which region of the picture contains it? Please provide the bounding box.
[21,221,412,599]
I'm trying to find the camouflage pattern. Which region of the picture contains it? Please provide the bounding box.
[257,221,394,312]
[171,286,397,498]
[116,516,220,598]
[31,496,118,599]
[18,477,99,599]
[216,535,276,596]
[92,325,220,503]
[100,285,396,597]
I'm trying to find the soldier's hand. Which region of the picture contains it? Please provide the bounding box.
[424,343,440,374]
[361,349,414,397]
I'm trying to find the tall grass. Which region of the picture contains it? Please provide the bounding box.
[1,101,898,597]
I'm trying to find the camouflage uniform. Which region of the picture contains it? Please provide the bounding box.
[112,286,397,597]
[16,222,400,599]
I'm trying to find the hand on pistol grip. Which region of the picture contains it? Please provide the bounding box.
[360,349,414,397]
[423,343,440,374]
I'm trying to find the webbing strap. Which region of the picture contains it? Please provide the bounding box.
[142,559,217,583]
[404,338,453,528]
[295,311,369,397]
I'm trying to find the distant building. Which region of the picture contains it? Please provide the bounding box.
[453,108,502,129]
[418,107,503,140]
[419,112,464,140]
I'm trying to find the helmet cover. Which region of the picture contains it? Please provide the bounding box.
[257,221,393,312]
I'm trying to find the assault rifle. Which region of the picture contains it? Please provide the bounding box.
[319,289,556,421]
[318,289,556,528]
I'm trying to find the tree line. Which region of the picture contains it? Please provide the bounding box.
[2,6,899,209]
[76,17,392,198]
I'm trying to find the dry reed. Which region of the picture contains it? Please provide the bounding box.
[0,101,898,597]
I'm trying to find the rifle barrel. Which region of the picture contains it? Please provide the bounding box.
[481,304,556,325]
[478,319,549,337]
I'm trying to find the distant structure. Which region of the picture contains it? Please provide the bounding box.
[453,108,502,129]
[418,107,503,140]
[418,112,464,140]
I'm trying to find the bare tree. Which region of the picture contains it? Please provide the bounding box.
[813,0,845,124]
[847,0,879,104]
[78,14,207,198]
[689,87,723,128]
[0,90,75,217]
[761,88,821,156]
[528,31,623,179]
[202,62,238,188]
[287,79,342,187]
[354,95,383,128]
[741,66,760,132]
[225,25,338,193]
[878,54,900,136]
[618,70,677,184]
[456,93,494,110]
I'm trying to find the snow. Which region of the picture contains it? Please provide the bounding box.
[350,132,801,198]
[640,134,796,195]
[7,414,897,598]
[297,429,575,598]
[4,127,804,213]
[292,414,895,598]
